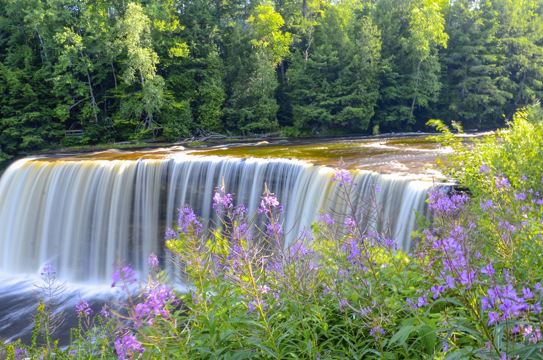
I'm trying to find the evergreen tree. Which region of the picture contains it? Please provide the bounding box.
[374,0,448,130]
[493,0,543,119]
[1,0,543,163]
[287,2,380,134]
[438,0,510,128]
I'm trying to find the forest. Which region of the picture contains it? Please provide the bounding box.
[0,0,542,161]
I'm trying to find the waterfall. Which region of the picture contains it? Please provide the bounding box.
[0,154,432,283]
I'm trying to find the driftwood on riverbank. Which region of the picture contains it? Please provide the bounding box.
[174,129,284,145]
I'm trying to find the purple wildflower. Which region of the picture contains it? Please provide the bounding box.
[114,333,145,360]
[75,299,93,318]
[100,306,110,318]
[266,222,283,237]
[41,263,56,278]
[499,299,522,319]
[514,192,527,201]
[479,165,490,174]
[431,285,445,299]
[459,270,476,287]
[148,253,159,269]
[495,177,511,189]
[164,228,176,240]
[258,190,281,214]
[480,199,494,212]
[333,169,354,187]
[445,276,455,289]
[369,326,385,340]
[339,299,348,312]
[246,300,256,314]
[289,244,313,260]
[481,263,495,276]
[233,222,250,240]
[417,296,428,307]
[133,284,176,328]
[344,217,355,229]
[428,190,469,216]
[488,311,499,325]
[213,190,233,210]
[318,213,335,226]
[14,348,29,360]
[111,262,137,289]
[178,205,202,233]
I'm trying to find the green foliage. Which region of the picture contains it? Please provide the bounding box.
[1,0,543,162]
[287,5,381,134]
[248,5,293,66]
[8,121,543,358]
[428,103,543,197]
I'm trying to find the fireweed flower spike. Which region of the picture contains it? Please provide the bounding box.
[369,326,386,340]
[428,189,469,216]
[332,169,354,187]
[318,213,335,226]
[479,164,490,174]
[431,285,445,299]
[259,185,281,214]
[178,205,202,233]
[213,178,234,211]
[41,263,56,277]
[14,348,29,360]
[100,306,110,318]
[344,217,355,230]
[114,333,145,360]
[75,299,93,318]
[111,261,137,289]
[133,283,176,328]
[148,253,159,269]
[481,262,495,276]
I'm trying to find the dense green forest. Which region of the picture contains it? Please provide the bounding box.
[1,0,542,160]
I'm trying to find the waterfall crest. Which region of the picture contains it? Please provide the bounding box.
[0,155,432,282]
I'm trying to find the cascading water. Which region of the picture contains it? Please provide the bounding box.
[0,151,434,342]
[0,155,431,281]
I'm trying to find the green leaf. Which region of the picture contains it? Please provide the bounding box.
[387,325,415,348]
[419,325,437,355]
[230,350,256,360]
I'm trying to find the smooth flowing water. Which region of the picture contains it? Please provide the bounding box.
[0,133,457,342]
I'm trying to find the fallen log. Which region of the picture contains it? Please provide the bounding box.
[175,130,284,144]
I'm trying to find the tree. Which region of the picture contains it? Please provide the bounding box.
[438,0,510,128]
[493,0,543,119]
[114,3,166,137]
[287,2,381,133]
[374,0,448,129]
[225,6,292,133]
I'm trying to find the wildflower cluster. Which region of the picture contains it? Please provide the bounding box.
[6,149,543,360]
[133,283,176,328]
[75,299,93,318]
[111,260,137,289]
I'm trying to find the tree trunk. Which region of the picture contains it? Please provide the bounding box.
[78,44,99,124]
